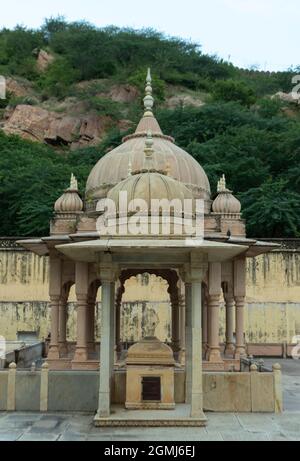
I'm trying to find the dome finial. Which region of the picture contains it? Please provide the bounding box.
[69,173,78,191]
[143,130,155,170]
[217,174,227,193]
[143,68,154,117]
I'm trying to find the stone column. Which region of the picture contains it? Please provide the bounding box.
[73,262,89,363]
[96,255,118,420]
[48,296,60,360]
[224,293,235,356]
[179,293,186,364]
[87,296,96,353]
[171,296,180,355]
[202,290,208,357]
[235,296,246,358]
[207,262,222,363]
[115,301,121,357]
[185,282,192,404]
[97,280,115,418]
[234,258,247,359]
[48,255,62,361]
[58,297,68,356]
[189,254,208,419]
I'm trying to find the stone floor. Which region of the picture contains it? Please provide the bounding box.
[0,358,299,441]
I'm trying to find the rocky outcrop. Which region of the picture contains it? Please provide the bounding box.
[166,94,205,109]
[5,77,33,98]
[36,50,55,72]
[273,92,300,104]
[1,104,113,148]
[109,84,139,103]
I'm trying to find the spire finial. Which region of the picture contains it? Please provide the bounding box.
[143,68,154,117]
[69,173,78,191]
[143,130,155,170]
[217,174,228,193]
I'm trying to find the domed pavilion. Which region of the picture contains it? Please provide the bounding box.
[18,70,277,426]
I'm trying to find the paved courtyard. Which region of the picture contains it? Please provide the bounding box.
[0,359,299,442]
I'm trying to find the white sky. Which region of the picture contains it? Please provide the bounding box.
[0,0,297,71]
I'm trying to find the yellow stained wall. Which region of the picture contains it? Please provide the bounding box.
[0,249,299,343]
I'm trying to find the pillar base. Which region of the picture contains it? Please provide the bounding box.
[224,343,235,357]
[59,342,68,357]
[48,345,60,360]
[73,347,88,363]
[208,348,222,363]
[235,347,247,359]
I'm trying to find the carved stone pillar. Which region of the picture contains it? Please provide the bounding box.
[73,262,89,363]
[58,297,68,356]
[182,254,208,420]
[87,296,96,354]
[48,296,60,360]
[185,282,192,404]
[171,295,180,355]
[202,292,208,358]
[95,255,118,420]
[179,292,186,364]
[207,262,222,363]
[48,255,62,361]
[235,296,246,358]
[224,293,235,356]
[234,258,247,359]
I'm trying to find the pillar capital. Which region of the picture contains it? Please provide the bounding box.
[97,254,119,283]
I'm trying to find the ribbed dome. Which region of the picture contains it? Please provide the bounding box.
[212,175,241,215]
[85,70,211,207]
[108,170,194,214]
[54,174,83,214]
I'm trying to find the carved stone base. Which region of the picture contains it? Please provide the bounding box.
[47,358,72,370]
[71,360,100,370]
[94,405,207,427]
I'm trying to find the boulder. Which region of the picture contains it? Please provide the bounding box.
[36,49,55,72]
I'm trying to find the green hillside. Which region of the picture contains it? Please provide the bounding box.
[0,18,299,238]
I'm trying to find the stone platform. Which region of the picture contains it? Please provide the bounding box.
[94,405,207,427]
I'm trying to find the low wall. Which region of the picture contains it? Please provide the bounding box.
[0,364,283,414]
[0,342,44,369]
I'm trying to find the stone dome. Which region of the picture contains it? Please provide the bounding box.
[212,175,241,215]
[85,70,211,207]
[107,132,194,215]
[108,170,194,214]
[54,174,83,214]
[126,337,175,366]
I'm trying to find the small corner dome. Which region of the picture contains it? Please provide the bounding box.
[212,175,241,214]
[54,174,83,213]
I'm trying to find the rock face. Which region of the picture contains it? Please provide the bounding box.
[5,77,32,98]
[109,84,139,103]
[273,92,300,104]
[1,104,112,149]
[36,50,55,72]
[166,94,205,109]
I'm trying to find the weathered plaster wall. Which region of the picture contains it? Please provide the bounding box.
[0,245,299,343]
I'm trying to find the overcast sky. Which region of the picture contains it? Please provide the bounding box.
[0,0,297,71]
